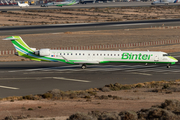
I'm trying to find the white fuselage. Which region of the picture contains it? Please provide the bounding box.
[152,0,179,4]
[42,50,176,64]
[18,2,29,7]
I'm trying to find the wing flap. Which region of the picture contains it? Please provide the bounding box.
[73,61,99,64]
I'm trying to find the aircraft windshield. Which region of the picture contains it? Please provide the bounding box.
[163,54,170,56]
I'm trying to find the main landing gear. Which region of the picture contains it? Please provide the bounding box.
[81,64,87,69]
[167,64,170,68]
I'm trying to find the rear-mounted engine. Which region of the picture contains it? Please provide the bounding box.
[35,49,50,56]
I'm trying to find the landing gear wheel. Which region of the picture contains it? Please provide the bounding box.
[81,64,86,69]
[167,64,170,68]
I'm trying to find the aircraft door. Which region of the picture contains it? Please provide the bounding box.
[154,55,159,62]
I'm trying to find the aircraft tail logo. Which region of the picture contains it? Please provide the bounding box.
[3,36,34,56]
[174,0,178,3]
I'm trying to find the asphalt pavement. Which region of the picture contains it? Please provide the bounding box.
[1,20,180,36]
[0,56,180,98]
[0,2,169,11]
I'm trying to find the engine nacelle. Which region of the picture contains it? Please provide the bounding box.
[35,49,50,56]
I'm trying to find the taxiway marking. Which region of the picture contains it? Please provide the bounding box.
[0,85,19,90]
[131,72,152,76]
[53,77,91,83]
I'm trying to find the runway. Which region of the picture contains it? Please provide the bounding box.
[1,20,180,36]
[0,57,180,98]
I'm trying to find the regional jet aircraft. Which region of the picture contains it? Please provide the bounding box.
[17,2,29,7]
[41,0,78,7]
[151,0,179,5]
[3,36,178,69]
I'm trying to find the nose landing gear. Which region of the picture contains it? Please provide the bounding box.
[167,64,170,68]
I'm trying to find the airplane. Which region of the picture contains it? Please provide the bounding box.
[17,2,29,7]
[151,0,179,5]
[3,36,178,69]
[41,0,78,7]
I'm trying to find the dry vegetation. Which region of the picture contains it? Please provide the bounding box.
[1,80,180,119]
[1,6,180,26]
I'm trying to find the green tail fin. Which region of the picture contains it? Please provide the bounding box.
[3,36,34,56]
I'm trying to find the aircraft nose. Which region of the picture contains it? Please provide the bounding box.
[169,56,178,62]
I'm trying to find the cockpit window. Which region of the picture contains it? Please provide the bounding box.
[163,54,170,56]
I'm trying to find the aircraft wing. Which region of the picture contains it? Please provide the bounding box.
[62,55,99,64]
[73,61,99,64]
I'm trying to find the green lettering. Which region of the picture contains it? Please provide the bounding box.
[129,53,132,60]
[131,54,134,59]
[135,54,138,60]
[138,53,142,60]
[142,54,147,60]
[148,54,153,60]
[121,53,129,59]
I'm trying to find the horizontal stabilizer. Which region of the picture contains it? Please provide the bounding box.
[3,36,18,40]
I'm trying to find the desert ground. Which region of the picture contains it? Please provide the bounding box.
[0,6,180,26]
[1,81,180,120]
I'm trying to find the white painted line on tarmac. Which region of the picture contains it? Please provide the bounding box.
[110,23,151,27]
[131,72,152,76]
[8,65,80,72]
[53,77,91,83]
[0,77,52,80]
[0,85,19,90]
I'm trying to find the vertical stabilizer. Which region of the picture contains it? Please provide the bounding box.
[3,36,34,56]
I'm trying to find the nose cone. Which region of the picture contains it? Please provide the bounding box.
[169,56,178,63]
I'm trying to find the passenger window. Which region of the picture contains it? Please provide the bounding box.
[97,54,98,56]
[60,53,61,55]
[75,53,77,55]
[118,54,119,56]
[83,53,84,56]
[93,54,95,56]
[88,54,90,56]
[107,54,109,56]
[104,54,106,56]
[100,54,102,56]
[67,53,69,55]
[64,53,65,55]
[114,54,116,56]
[79,53,81,55]
[71,53,73,55]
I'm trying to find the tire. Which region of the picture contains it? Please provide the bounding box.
[81,64,86,69]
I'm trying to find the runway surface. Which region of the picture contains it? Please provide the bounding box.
[1,20,180,36]
[0,56,180,98]
[0,2,172,11]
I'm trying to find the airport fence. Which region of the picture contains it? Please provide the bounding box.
[1,39,180,55]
